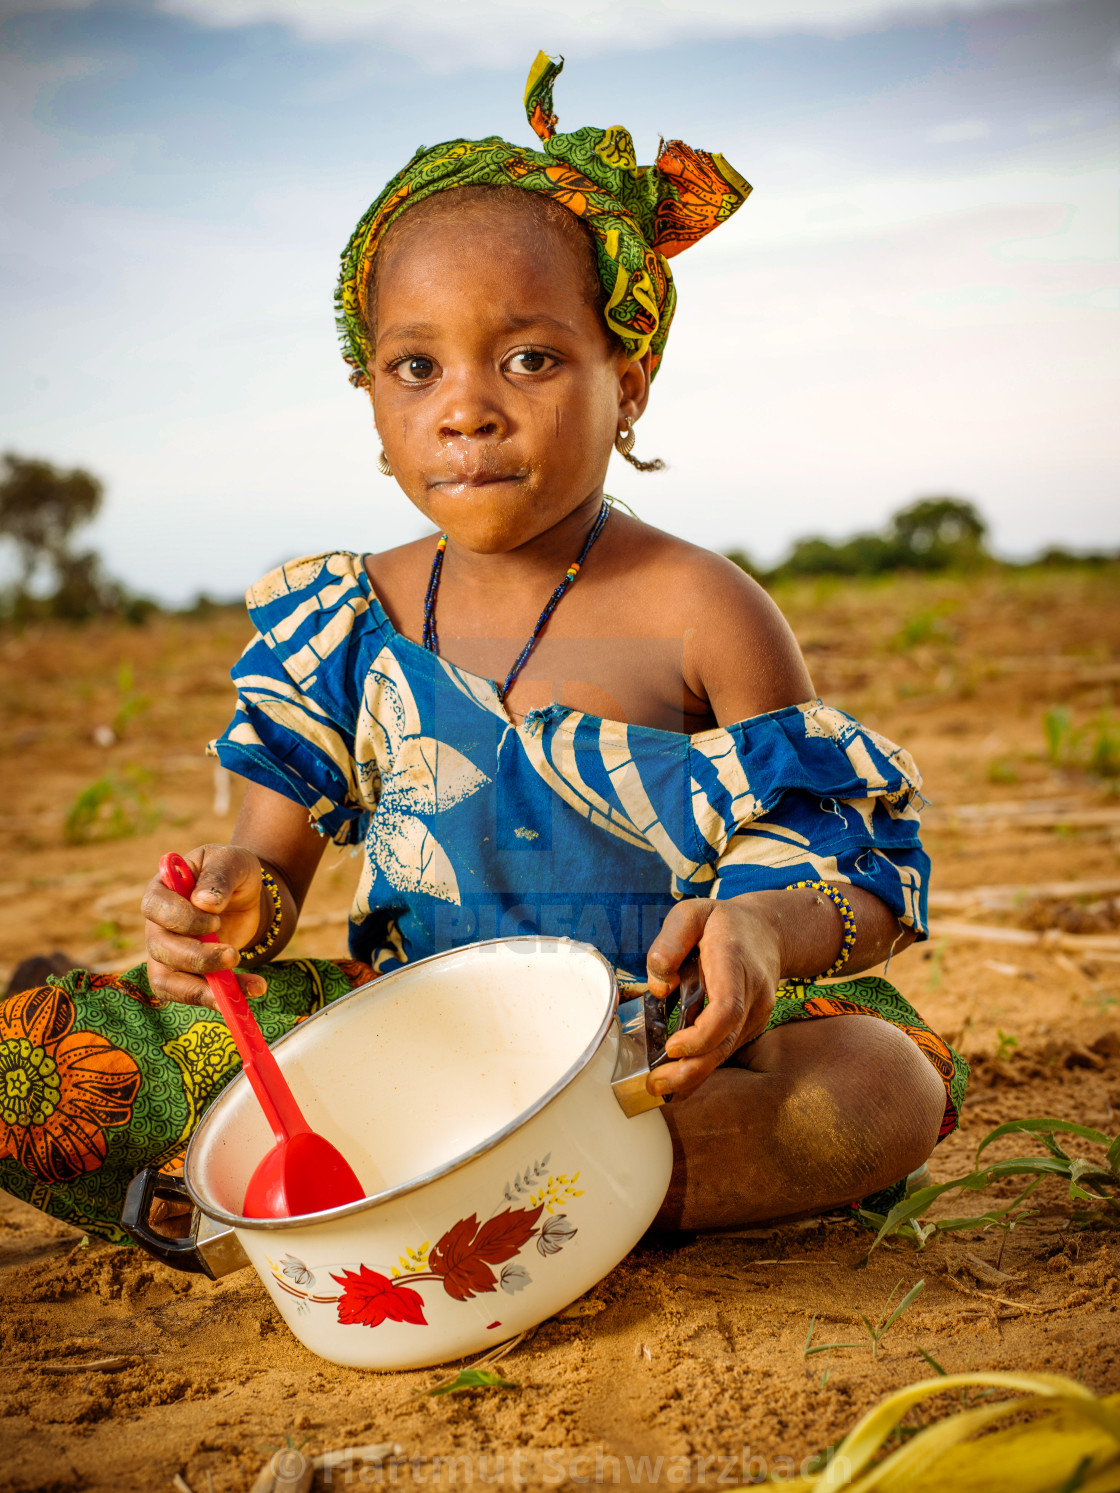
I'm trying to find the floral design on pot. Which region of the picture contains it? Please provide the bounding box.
[265,1158,581,1331]
[281,1253,315,1286]
[501,1152,585,1213]
[537,1214,578,1255]
[500,1264,532,1294]
[335,1266,427,1327]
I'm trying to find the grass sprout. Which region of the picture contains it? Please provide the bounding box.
[63,766,160,845]
[1043,704,1120,780]
[893,603,958,651]
[1044,705,1074,767]
[859,1279,926,1360]
[860,1115,1120,1258]
[802,1315,860,1362]
[918,1346,947,1376]
[986,756,1019,786]
[995,1029,1020,1062]
[802,1281,925,1368]
[110,660,151,738]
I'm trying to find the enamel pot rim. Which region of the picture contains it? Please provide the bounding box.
[182,935,620,1232]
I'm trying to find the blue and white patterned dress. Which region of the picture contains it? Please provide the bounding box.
[212,552,930,990]
[0,550,964,1245]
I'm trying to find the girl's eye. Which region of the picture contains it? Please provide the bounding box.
[506,350,553,375]
[396,356,436,383]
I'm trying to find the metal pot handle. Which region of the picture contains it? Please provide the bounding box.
[611,954,707,1117]
[121,1169,249,1279]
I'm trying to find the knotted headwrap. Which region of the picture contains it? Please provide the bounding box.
[336,51,750,388]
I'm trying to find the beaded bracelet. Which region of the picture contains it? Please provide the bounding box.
[784,879,857,983]
[238,867,284,963]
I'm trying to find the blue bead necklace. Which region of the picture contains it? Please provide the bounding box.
[422,499,611,702]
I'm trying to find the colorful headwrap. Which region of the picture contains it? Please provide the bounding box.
[335,51,751,387]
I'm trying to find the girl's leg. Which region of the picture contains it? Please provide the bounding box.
[653,1014,947,1232]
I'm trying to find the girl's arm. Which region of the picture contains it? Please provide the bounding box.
[645,889,916,1100]
[141,782,328,1009]
[646,555,918,1099]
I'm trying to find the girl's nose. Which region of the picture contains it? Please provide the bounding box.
[435,372,508,443]
[438,415,503,441]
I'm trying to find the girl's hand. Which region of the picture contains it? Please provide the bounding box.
[141,844,269,1009]
[645,898,782,1100]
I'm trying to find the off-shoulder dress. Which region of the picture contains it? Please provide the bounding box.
[0,553,966,1242]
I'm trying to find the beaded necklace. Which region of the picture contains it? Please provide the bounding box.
[422,499,611,702]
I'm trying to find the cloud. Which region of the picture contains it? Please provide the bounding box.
[926,118,992,143]
[126,0,1074,66]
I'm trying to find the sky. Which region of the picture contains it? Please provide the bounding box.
[1,0,1117,604]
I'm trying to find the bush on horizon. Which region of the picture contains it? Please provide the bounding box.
[728,496,1119,585]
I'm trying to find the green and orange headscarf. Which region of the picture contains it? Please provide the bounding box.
[335,51,751,387]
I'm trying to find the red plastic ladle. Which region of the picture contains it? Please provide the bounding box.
[159,852,365,1219]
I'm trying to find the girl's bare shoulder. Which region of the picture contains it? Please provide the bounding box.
[362,533,441,640]
[604,515,816,724]
[363,533,439,585]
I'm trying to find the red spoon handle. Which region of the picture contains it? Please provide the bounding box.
[158,853,310,1146]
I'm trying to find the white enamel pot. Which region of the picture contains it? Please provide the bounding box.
[122,937,679,1370]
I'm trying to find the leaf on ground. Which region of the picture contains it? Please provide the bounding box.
[425,1369,517,1397]
[962,1252,1023,1287]
[39,1356,133,1374]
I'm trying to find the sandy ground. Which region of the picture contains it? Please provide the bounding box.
[1,565,1119,1491]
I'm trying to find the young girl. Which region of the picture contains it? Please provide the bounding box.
[0,55,964,1241]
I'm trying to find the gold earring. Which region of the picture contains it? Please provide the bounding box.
[377,449,392,477]
[613,417,666,474]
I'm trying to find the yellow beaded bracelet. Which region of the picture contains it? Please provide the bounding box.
[784,879,857,983]
[238,867,284,963]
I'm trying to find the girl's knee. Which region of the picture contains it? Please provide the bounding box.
[767,1016,946,1194]
[845,1020,946,1181]
[865,1019,947,1159]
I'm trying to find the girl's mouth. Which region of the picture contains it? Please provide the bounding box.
[429,471,527,493]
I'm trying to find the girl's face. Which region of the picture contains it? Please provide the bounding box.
[367,202,649,554]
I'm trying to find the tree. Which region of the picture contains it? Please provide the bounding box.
[0,452,103,591]
[49,550,120,622]
[740,494,993,584]
[888,497,988,570]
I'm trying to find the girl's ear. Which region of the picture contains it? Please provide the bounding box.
[617,351,653,427]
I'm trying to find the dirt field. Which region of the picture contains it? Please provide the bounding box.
[1,565,1119,1492]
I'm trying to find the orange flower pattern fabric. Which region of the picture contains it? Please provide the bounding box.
[0,984,141,1185]
[0,959,375,1244]
[335,52,750,387]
